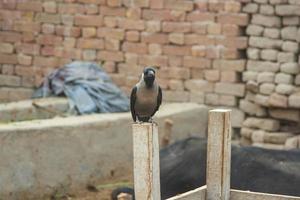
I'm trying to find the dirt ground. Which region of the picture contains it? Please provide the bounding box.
[51,175,133,200]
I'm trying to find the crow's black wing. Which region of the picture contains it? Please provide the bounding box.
[130,86,137,122]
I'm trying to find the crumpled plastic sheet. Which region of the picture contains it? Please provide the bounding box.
[32,61,130,114]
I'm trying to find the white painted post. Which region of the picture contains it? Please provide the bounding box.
[206,109,232,200]
[132,123,161,200]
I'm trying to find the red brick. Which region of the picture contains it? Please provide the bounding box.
[146,21,161,33]
[103,61,117,73]
[148,44,162,55]
[222,24,242,36]
[77,0,105,4]
[126,7,141,19]
[13,21,40,33]
[55,26,81,37]
[221,48,243,59]
[16,43,40,55]
[17,54,32,66]
[21,76,36,88]
[77,38,104,49]
[191,68,204,79]
[183,56,211,68]
[2,64,15,75]
[17,1,42,12]
[206,46,221,59]
[185,34,215,45]
[168,79,184,91]
[107,0,122,7]
[105,39,120,51]
[191,45,206,57]
[168,67,190,79]
[195,0,208,11]
[118,19,145,30]
[126,31,140,42]
[163,90,189,102]
[191,22,207,34]
[58,3,85,14]
[141,32,168,44]
[43,2,57,13]
[54,48,82,59]
[82,49,96,61]
[22,32,35,43]
[168,33,184,45]
[37,35,63,46]
[100,6,126,16]
[85,4,99,14]
[97,28,125,40]
[142,10,185,21]
[0,53,18,64]
[131,0,149,7]
[204,70,220,82]
[162,22,191,33]
[104,16,118,28]
[33,56,59,68]
[187,11,215,22]
[157,78,168,89]
[163,45,190,56]
[42,24,55,34]
[63,38,76,48]
[221,71,239,83]
[0,43,14,54]
[97,51,124,62]
[82,27,97,38]
[216,36,248,49]
[110,74,126,86]
[1,1,16,10]
[150,0,164,9]
[125,53,139,65]
[168,56,183,67]
[41,46,55,56]
[126,76,140,87]
[15,66,38,76]
[207,23,222,35]
[61,15,74,26]
[224,1,241,13]
[75,15,103,26]
[208,1,224,12]
[35,13,61,24]
[164,0,194,11]
[0,31,22,42]
[139,55,168,66]
[218,13,249,26]
[122,42,147,54]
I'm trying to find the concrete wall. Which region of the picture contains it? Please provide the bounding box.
[0,103,208,199]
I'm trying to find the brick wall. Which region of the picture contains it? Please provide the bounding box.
[240,0,300,149]
[0,0,248,125]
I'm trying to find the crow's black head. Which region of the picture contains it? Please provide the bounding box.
[143,67,156,88]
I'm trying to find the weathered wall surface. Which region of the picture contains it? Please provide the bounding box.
[0,0,248,125]
[240,0,300,149]
[0,103,208,199]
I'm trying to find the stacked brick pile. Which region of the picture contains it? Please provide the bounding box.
[0,0,248,128]
[241,0,300,149]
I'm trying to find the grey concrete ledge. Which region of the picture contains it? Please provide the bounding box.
[0,103,208,199]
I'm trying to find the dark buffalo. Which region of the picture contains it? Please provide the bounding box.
[112,137,300,199]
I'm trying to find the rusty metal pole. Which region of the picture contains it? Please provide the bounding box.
[132,123,161,200]
[206,109,232,200]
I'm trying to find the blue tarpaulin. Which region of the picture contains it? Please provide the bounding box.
[33,61,130,114]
